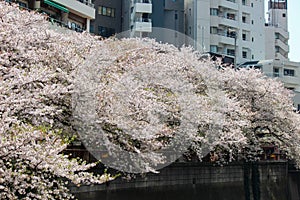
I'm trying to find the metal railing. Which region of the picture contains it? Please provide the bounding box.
[76,0,94,8]
[134,0,152,3]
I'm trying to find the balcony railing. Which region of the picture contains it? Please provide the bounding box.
[135,18,152,22]
[135,0,152,3]
[218,14,237,21]
[77,0,94,8]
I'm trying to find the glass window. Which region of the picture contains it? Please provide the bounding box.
[284,69,295,76]
[102,7,107,15]
[227,49,235,56]
[210,27,218,34]
[242,51,247,58]
[242,33,246,40]
[210,8,218,16]
[210,45,218,53]
[242,16,246,23]
[98,26,115,38]
[273,68,280,77]
[107,7,112,16]
[227,13,235,20]
[98,6,102,15]
[98,6,116,17]
[111,9,115,17]
[90,24,94,33]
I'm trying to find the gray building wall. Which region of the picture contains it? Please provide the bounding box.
[91,0,122,37]
[151,0,185,47]
[152,0,184,33]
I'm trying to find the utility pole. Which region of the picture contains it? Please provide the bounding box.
[234,32,237,70]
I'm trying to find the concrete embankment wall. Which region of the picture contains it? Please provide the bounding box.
[71,161,289,200]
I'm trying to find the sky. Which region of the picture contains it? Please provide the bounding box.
[265,0,300,62]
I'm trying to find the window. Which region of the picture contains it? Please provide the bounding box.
[210,27,218,34]
[282,13,286,17]
[275,33,280,39]
[251,3,253,7]
[98,6,115,17]
[242,33,246,40]
[102,7,106,15]
[90,24,94,33]
[210,8,218,16]
[297,104,300,112]
[252,55,254,59]
[242,51,247,58]
[227,49,235,56]
[284,69,295,76]
[210,45,218,53]
[227,13,235,20]
[189,26,191,35]
[251,20,254,24]
[275,46,280,53]
[252,37,254,42]
[242,16,246,23]
[287,87,295,91]
[98,26,115,38]
[18,1,27,8]
[242,0,246,5]
[273,68,280,77]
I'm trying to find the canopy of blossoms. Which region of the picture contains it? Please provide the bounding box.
[1,1,300,199]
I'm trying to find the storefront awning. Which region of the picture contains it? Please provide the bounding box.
[44,0,69,13]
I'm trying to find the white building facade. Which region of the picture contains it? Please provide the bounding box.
[264,0,289,61]
[126,0,152,37]
[185,0,266,64]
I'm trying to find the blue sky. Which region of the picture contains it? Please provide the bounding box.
[265,0,300,62]
[287,0,300,62]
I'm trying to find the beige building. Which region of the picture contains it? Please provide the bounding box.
[14,0,95,32]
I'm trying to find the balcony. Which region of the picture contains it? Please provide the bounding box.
[51,0,95,19]
[134,18,152,32]
[275,52,287,60]
[135,0,152,13]
[280,76,299,86]
[275,39,289,53]
[219,0,238,10]
[217,15,238,28]
[210,33,235,46]
[274,27,289,40]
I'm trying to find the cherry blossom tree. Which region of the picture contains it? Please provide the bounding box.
[2,1,300,198]
[0,2,111,199]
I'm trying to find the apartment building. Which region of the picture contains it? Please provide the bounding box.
[185,0,266,64]
[14,0,95,32]
[265,0,289,61]
[121,0,152,38]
